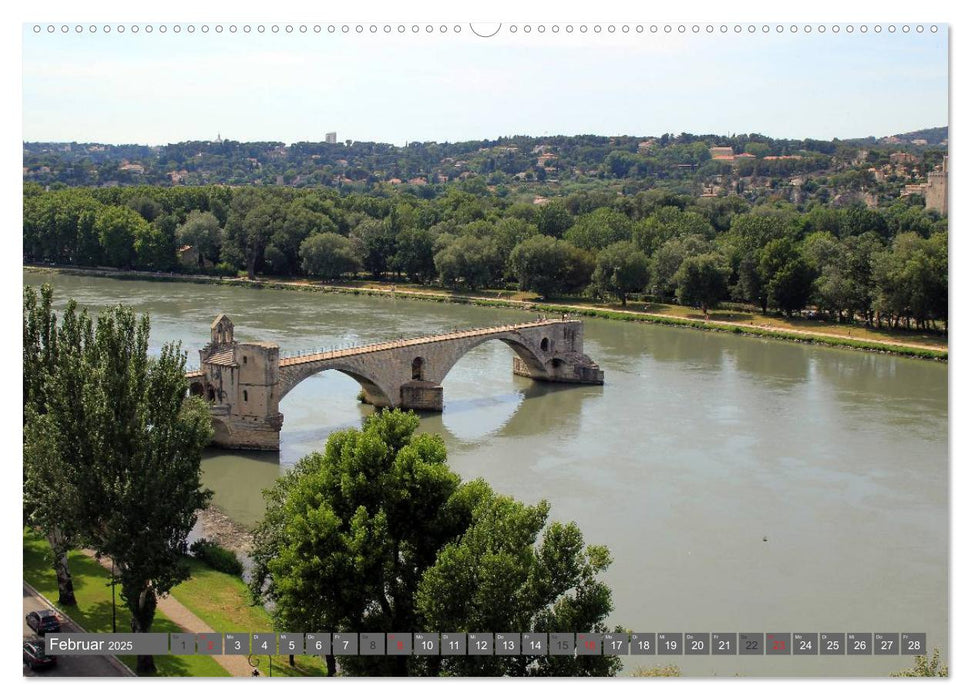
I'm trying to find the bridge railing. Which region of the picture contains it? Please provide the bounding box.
[188,317,581,373]
[276,319,567,363]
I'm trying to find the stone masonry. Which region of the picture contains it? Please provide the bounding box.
[186,314,604,451]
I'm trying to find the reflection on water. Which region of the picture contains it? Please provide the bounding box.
[26,271,947,677]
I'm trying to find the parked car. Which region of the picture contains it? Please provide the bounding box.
[25,609,60,635]
[23,638,57,670]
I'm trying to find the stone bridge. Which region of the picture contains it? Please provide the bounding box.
[186,314,604,450]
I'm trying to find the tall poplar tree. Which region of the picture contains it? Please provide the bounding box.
[23,285,213,673]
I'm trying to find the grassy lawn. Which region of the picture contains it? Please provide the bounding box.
[24,528,229,677]
[170,558,328,677]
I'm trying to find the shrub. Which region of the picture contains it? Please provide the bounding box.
[190,538,244,577]
[212,262,236,277]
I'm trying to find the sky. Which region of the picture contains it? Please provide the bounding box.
[21,23,948,146]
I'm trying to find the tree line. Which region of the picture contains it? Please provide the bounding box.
[24,183,947,330]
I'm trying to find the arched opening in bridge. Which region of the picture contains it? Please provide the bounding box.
[412,356,426,381]
[277,367,390,463]
[207,386,216,402]
[551,358,564,369]
[438,337,543,441]
[541,337,550,352]
[189,381,205,397]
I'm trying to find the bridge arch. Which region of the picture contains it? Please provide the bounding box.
[429,332,549,386]
[279,362,397,408]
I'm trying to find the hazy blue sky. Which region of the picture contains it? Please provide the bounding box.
[22,24,948,145]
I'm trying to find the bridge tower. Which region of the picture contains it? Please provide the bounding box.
[190,314,283,450]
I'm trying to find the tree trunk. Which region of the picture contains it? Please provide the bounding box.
[326,653,337,677]
[47,528,76,606]
[128,585,158,674]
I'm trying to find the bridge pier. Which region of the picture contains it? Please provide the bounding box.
[186,315,604,451]
[399,381,445,411]
[512,356,605,384]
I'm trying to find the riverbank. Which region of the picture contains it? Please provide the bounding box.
[24,265,947,361]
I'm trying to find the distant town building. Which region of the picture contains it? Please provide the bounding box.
[890,151,918,166]
[325,132,337,144]
[925,156,948,215]
[709,146,734,159]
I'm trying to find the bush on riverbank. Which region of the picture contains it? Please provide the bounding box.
[189,538,244,577]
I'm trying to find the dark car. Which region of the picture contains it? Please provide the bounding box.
[23,639,57,670]
[25,609,61,635]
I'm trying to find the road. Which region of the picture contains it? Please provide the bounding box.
[22,583,130,677]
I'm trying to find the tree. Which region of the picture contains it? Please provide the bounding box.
[250,410,466,676]
[393,228,437,284]
[759,238,816,316]
[23,288,213,673]
[176,210,224,269]
[23,285,81,605]
[535,200,574,238]
[433,234,501,290]
[74,305,213,673]
[299,233,363,280]
[352,218,397,278]
[590,241,650,306]
[95,205,149,269]
[633,207,714,256]
[768,257,815,317]
[135,222,177,271]
[650,235,713,299]
[564,208,632,251]
[509,235,584,299]
[250,410,620,677]
[674,253,730,317]
[416,491,622,677]
[224,188,283,279]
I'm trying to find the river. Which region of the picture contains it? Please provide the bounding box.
[24,270,948,677]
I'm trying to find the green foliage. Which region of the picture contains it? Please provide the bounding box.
[590,241,650,306]
[250,409,619,677]
[891,648,947,677]
[564,207,633,251]
[393,228,437,283]
[189,538,244,577]
[176,210,224,269]
[22,285,214,673]
[21,161,947,328]
[299,232,363,280]
[96,205,150,268]
[433,234,502,290]
[674,253,730,314]
[509,235,591,299]
[353,217,397,278]
[417,494,621,677]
